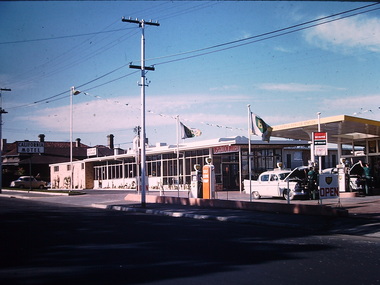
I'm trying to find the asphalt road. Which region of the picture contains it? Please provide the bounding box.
[1,197,379,285]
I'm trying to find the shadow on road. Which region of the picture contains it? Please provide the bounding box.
[0,197,338,285]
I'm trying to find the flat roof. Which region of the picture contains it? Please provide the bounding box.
[271,115,380,144]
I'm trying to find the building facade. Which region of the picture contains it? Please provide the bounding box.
[50,136,328,191]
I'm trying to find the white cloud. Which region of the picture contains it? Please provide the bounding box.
[209,85,241,91]
[27,94,250,136]
[305,15,380,52]
[273,46,293,53]
[321,94,380,114]
[256,83,345,92]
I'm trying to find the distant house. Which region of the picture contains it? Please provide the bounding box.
[1,134,116,187]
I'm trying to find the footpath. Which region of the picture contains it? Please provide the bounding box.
[1,189,380,238]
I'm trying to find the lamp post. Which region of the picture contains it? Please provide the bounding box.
[70,86,81,191]
[0,88,10,194]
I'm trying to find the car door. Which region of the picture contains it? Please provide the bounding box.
[268,174,280,197]
[257,174,270,195]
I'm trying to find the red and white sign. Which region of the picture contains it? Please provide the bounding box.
[213,145,240,154]
[314,132,328,156]
[319,174,339,199]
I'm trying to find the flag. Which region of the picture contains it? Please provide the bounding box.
[180,122,201,139]
[251,113,272,142]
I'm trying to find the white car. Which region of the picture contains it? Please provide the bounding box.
[10,176,47,189]
[243,166,309,200]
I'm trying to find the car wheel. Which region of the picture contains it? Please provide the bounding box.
[283,189,294,200]
[252,191,260,199]
[19,184,24,189]
[39,185,44,189]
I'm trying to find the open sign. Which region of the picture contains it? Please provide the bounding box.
[319,174,339,199]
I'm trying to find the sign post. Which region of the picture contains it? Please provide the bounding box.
[314,132,328,156]
[17,141,45,154]
[319,173,340,205]
[17,141,45,193]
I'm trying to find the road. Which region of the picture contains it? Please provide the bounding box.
[0,197,379,285]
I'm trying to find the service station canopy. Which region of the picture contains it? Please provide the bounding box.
[271,115,380,146]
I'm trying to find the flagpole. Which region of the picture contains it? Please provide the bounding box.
[176,115,180,197]
[247,104,252,202]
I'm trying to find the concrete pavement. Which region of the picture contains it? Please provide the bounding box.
[1,189,379,238]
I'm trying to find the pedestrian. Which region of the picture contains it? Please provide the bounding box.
[308,167,318,200]
[360,161,372,195]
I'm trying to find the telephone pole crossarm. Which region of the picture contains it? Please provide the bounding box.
[129,64,155,71]
[122,17,160,27]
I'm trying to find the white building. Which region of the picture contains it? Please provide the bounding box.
[49,136,322,191]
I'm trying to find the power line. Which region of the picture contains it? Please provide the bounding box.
[7,3,379,110]
[143,2,380,65]
[0,27,135,45]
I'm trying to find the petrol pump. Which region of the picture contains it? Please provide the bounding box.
[190,164,202,198]
[202,156,215,199]
[337,158,350,192]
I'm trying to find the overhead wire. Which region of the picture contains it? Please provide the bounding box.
[7,2,380,112]
[0,27,135,45]
[143,2,380,65]
[7,20,138,88]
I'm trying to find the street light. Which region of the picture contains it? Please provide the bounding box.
[70,86,81,191]
[0,88,10,194]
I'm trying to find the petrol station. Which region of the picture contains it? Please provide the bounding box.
[49,114,380,199]
[271,114,380,195]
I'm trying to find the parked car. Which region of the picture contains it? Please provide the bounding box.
[349,162,365,191]
[243,166,309,200]
[10,176,47,189]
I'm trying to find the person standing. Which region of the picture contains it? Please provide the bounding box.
[360,161,371,195]
[308,167,318,200]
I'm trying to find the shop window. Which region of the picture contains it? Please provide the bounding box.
[369,140,377,153]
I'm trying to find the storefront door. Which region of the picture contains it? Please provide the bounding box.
[222,163,239,190]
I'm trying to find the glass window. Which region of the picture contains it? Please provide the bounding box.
[260,174,269,181]
[369,140,377,153]
[270,174,278,181]
[278,172,290,180]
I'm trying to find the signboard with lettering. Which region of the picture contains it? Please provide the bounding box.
[213,145,240,154]
[17,141,45,154]
[319,173,339,200]
[87,147,98,157]
[314,132,328,156]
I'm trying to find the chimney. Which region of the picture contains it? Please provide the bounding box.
[1,139,6,153]
[38,134,45,142]
[107,134,114,149]
[76,138,81,147]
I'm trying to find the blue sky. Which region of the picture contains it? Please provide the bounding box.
[1,1,380,148]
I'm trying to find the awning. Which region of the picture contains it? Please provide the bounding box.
[271,115,380,144]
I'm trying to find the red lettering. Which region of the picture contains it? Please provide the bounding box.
[320,187,338,197]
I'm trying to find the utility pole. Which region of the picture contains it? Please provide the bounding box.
[122,17,159,207]
[0,88,11,193]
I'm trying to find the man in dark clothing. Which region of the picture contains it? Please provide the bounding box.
[307,167,318,200]
[360,161,372,195]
